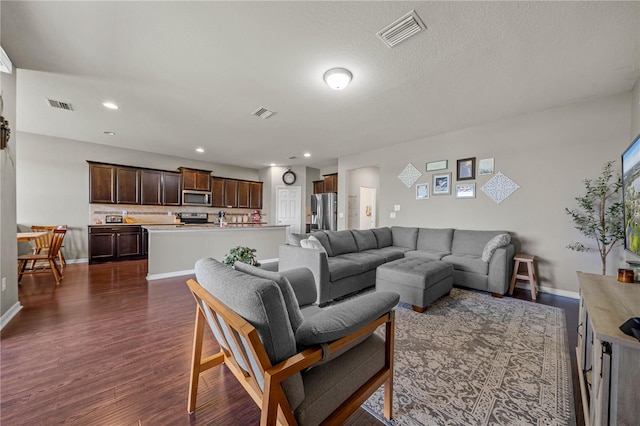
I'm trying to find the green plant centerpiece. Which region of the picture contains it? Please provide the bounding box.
[223,246,260,268]
[565,161,624,275]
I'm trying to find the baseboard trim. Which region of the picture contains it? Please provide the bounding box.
[147,269,194,281]
[1,301,23,330]
[66,258,88,264]
[515,283,579,299]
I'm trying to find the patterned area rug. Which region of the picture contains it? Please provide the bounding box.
[363,288,575,425]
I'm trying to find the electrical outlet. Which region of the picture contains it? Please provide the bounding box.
[394,205,401,211]
[122,210,127,216]
[2,277,6,292]
[390,212,396,219]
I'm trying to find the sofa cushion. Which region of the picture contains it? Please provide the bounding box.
[300,235,326,253]
[351,229,378,251]
[326,230,358,256]
[416,228,454,253]
[482,233,511,262]
[372,227,393,248]
[287,232,308,247]
[451,229,507,257]
[363,247,406,262]
[311,231,333,257]
[233,262,305,332]
[441,254,489,275]
[335,252,387,271]
[327,257,363,281]
[391,226,418,249]
[404,250,449,261]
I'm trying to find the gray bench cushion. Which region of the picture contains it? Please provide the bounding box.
[363,247,406,262]
[441,254,489,275]
[327,257,362,281]
[326,230,358,256]
[352,229,378,251]
[404,250,449,261]
[372,227,393,248]
[416,228,454,252]
[391,226,418,249]
[335,252,386,271]
[377,258,453,290]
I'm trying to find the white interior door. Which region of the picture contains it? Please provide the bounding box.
[359,187,377,230]
[276,186,301,234]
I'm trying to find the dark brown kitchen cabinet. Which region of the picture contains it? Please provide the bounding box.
[237,181,250,208]
[181,168,211,191]
[249,182,263,209]
[323,173,338,193]
[116,167,140,204]
[224,179,238,207]
[89,163,116,203]
[313,180,324,194]
[88,225,147,264]
[140,169,162,205]
[211,177,225,207]
[162,171,182,205]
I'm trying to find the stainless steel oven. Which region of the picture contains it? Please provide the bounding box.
[182,190,212,206]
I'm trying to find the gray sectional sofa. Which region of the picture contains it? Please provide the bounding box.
[279,226,515,305]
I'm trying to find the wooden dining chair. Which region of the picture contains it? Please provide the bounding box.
[30,225,67,272]
[18,228,67,285]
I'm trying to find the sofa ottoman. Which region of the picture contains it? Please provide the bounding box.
[376,258,453,313]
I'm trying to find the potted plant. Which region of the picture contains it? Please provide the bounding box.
[565,161,624,275]
[223,246,260,268]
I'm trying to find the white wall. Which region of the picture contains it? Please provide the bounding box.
[0,57,19,321]
[16,132,260,260]
[338,92,632,294]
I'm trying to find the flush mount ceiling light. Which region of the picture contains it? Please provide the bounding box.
[196,147,205,153]
[303,153,311,157]
[103,131,116,136]
[102,102,119,110]
[323,68,352,90]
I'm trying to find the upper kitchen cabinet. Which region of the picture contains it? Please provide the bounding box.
[224,179,238,207]
[313,180,324,194]
[162,171,182,205]
[181,168,212,191]
[237,181,250,208]
[249,182,263,209]
[211,177,225,207]
[116,167,141,204]
[140,169,162,205]
[89,163,116,203]
[323,173,338,193]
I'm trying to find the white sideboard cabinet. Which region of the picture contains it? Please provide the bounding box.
[576,272,640,426]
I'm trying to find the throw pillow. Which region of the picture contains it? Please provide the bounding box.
[481,233,511,262]
[287,232,308,247]
[300,235,326,253]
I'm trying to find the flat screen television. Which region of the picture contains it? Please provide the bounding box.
[622,132,640,256]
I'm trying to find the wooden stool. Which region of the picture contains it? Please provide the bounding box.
[509,254,538,301]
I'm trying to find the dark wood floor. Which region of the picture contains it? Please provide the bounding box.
[1,260,582,425]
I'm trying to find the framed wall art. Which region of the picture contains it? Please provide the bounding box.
[456,157,475,181]
[416,183,430,199]
[432,172,451,195]
[478,158,495,175]
[426,160,448,172]
[455,183,476,199]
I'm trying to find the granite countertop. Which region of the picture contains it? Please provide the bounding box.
[143,224,286,231]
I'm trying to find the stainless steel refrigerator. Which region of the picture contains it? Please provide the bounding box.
[310,193,337,231]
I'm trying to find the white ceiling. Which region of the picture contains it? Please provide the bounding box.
[2,1,639,170]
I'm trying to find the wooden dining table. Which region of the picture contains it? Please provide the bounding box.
[17,231,47,243]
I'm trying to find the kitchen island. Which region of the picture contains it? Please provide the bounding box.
[144,224,288,280]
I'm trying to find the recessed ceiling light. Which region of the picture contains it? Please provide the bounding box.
[196,148,205,153]
[304,153,311,157]
[103,131,116,136]
[102,102,119,110]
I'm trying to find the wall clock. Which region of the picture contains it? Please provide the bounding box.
[282,168,296,185]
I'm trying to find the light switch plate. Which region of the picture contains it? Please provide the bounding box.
[390,212,396,219]
[339,212,344,218]
[394,205,401,211]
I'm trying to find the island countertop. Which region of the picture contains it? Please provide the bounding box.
[145,224,288,280]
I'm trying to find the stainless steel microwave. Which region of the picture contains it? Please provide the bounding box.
[182,190,212,206]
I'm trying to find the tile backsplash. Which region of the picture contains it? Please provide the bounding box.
[90,204,263,225]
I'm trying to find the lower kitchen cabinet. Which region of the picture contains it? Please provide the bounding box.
[89,225,148,263]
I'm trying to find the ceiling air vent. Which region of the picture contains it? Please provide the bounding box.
[45,98,74,111]
[377,10,426,48]
[252,107,276,119]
